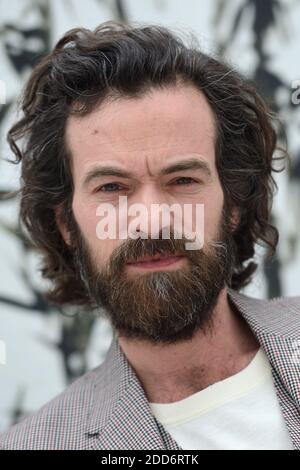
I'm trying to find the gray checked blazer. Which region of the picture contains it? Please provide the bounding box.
[1,287,300,450]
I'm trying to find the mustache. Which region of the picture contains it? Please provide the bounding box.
[110,230,192,266]
[106,230,232,279]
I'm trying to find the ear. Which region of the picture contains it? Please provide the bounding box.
[55,206,71,247]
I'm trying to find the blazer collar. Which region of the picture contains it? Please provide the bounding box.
[85,288,300,449]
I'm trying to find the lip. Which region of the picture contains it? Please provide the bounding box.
[126,253,186,269]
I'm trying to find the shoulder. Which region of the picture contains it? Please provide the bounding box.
[232,288,300,337]
[0,363,103,450]
[265,294,300,335]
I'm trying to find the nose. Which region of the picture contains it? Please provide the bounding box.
[125,183,175,239]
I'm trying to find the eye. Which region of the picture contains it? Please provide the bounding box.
[171,177,198,185]
[96,182,125,192]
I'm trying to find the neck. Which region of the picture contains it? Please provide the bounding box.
[117,287,260,404]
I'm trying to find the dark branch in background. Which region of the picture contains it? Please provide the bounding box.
[115,0,128,22]
[10,387,27,427]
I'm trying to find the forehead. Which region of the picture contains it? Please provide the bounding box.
[65,84,217,182]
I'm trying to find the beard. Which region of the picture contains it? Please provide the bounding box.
[69,204,236,345]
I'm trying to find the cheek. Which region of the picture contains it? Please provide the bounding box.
[202,186,224,243]
[72,196,120,266]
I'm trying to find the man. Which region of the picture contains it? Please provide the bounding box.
[1,20,299,450]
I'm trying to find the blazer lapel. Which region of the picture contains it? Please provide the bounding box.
[84,331,183,450]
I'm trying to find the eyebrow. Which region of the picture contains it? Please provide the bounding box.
[160,158,212,177]
[82,156,212,189]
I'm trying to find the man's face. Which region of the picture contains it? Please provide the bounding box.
[64,85,236,344]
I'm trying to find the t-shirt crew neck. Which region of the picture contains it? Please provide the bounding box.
[149,347,294,450]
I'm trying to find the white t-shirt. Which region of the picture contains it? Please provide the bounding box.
[149,347,294,450]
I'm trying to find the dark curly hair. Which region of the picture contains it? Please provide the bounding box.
[6,20,287,307]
